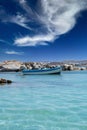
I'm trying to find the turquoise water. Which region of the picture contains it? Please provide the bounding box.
[0,71,87,130]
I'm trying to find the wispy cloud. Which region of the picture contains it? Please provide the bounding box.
[0,39,10,45]
[14,35,55,46]
[5,50,24,55]
[1,12,31,30]
[0,4,31,30]
[40,0,87,35]
[18,0,34,16]
[10,13,31,30]
[14,0,87,46]
[0,0,87,46]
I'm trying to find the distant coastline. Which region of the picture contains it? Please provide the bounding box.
[0,60,87,72]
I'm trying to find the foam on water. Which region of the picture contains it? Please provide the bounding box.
[0,71,87,130]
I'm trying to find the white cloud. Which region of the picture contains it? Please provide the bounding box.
[14,0,87,46]
[5,50,24,55]
[10,13,31,30]
[0,0,87,46]
[40,0,87,35]
[18,0,33,15]
[0,5,31,30]
[1,12,31,30]
[14,35,55,46]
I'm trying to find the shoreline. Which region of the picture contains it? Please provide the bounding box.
[0,60,87,72]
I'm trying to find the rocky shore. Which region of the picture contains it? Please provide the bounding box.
[0,78,12,84]
[0,60,87,72]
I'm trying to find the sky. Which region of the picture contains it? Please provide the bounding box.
[0,0,87,62]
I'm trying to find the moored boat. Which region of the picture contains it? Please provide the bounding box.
[22,66,61,75]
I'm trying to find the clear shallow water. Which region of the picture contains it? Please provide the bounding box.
[0,71,87,130]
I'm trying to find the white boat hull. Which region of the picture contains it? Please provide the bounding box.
[22,67,61,75]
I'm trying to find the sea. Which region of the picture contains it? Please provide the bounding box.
[0,71,87,130]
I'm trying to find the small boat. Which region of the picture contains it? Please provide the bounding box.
[22,66,61,75]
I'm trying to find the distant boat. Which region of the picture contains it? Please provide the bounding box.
[22,66,61,75]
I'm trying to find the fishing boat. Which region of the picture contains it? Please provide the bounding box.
[22,66,61,75]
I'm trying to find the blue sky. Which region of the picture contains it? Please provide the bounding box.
[0,0,87,62]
